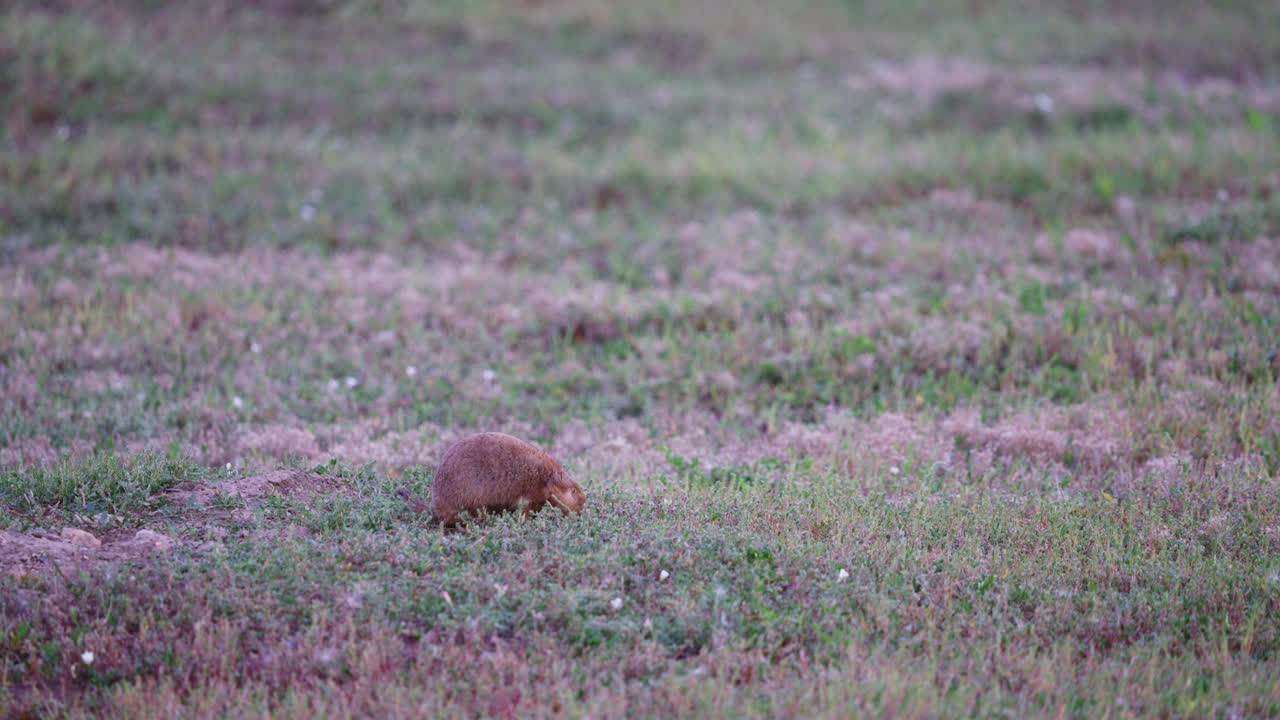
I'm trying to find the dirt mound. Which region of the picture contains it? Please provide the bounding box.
[166,469,343,508]
[2,527,178,578]
[3,471,344,578]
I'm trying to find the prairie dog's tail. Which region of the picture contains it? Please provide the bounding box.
[397,488,463,530]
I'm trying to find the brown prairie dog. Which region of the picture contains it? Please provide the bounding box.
[425,432,586,526]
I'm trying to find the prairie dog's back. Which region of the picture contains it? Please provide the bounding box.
[430,432,582,524]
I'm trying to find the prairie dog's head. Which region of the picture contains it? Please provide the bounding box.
[546,466,586,515]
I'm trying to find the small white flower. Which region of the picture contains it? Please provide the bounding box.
[405,365,418,378]
[889,466,900,475]
[1216,188,1230,204]
[80,651,94,665]
[344,376,358,388]
[610,597,623,611]
[659,570,670,581]
[1033,93,1055,114]
[232,395,244,409]
[327,379,340,391]
[225,462,232,471]
[1114,195,1136,219]
[57,125,71,141]
[837,568,850,581]
[481,369,496,383]
[300,204,316,222]
[250,342,262,354]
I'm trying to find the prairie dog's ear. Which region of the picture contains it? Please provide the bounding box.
[544,460,570,485]
[541,456,560,477]
[551,469,572,488]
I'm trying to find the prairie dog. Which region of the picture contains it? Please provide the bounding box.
[426,432,585,526]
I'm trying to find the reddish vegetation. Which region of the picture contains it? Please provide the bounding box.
[3,1,1280,715]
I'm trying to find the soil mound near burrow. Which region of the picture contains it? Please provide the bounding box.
[1,527,177,578]
[2,471,346,577]
[166,469,345,509]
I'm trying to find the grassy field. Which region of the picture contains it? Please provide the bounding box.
[3,0,1280,716]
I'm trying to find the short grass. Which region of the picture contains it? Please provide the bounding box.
[2,0,1280,717]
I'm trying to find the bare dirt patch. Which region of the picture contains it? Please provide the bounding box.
[1,527,178,578]
[2,470,348,577]
[166,469,345,509]
[853,55,1280,129]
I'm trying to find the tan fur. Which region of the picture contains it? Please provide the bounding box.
[426,432,586,526]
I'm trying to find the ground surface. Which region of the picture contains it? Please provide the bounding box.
[2,0,1280,717]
